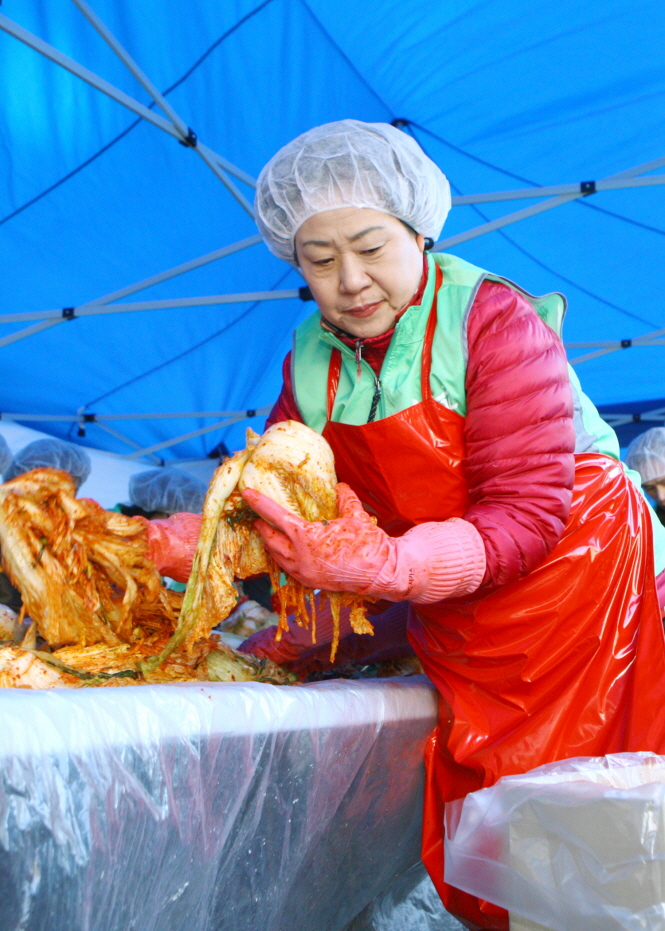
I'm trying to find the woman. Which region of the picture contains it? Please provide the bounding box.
[149,120,665,930]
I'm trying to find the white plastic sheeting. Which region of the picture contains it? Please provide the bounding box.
[444,751,665,931]
[0,674,443,931]
[349,862,464,931]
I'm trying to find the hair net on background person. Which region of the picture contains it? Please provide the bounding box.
[626,427,665,484]
[255,119,452,265]
[129,468,207,515]
[4,438,91,489]
[0,435,12,477]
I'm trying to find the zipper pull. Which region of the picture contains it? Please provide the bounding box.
[355,339,363,379]
[367,375,382,423]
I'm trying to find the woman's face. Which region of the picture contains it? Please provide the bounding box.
[295,207,425,338]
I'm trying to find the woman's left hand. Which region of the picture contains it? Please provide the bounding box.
[241,483,487,603]
[241,483,391,593]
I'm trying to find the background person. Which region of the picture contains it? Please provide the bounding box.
[626,426,665,525]
[121,467,207,519]
[3,437,91,489]
[0,437,92,614]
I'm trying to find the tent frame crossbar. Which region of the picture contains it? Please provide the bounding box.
[70,0,255,214]
[567,339,665,349]
[122,406,271,459]
[91,234,263,306]
[450,173,665,205]
[601,407,665,427]
[0,289,301,325]
[435,154,665,251]
[0,409,272,423]
[94,420,163,464]
[72,0,194,142]
[568,325,665,364]
[0,405,271,460]
[0,10,255,213]
[0,233,264,348]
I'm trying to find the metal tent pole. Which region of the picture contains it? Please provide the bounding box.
[70,0,207,139]
[566,339,665,349]
[0,408,274,423]
[436,154,665,250]
[0,407,272,459]
[0,290,301,327]
[90,235,263,306]
[568,326,665,365]
[70,0,255,185]
[94,421,163,463]
[0,319,65,348]
[122,406,271,459]
[601,406,665,427]
[71,0,255,214]
[450,173,665,206]
[0,234,264,346]
[0,12,255,214]
[0,16,181,139]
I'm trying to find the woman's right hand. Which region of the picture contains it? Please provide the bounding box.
[144,512,202,582]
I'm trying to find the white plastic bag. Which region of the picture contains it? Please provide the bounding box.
[444,752,665,931]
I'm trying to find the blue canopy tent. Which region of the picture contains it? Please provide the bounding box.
[1,0,664,463]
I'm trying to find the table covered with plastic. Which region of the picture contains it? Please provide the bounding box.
[0,674,444,931]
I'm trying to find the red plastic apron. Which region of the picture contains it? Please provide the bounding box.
[322,268,665,931]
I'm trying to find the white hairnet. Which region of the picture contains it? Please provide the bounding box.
[626,427,665,484]
[255,120,451,264]
[0,435,11,476]
[129,468,207,515]
[4,438,91,489]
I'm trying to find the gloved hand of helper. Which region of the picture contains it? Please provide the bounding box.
[144,512,202,582]
[239,600,412,674]
[239,595,356,665]
[239,624,302,665]
[241,483,486,603]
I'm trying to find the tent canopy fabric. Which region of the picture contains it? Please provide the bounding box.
[1,0,664,460]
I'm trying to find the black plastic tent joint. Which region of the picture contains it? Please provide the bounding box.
[178,127,198,148]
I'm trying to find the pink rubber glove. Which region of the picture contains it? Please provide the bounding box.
[144,512,202,582]
[241,483,486,603]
